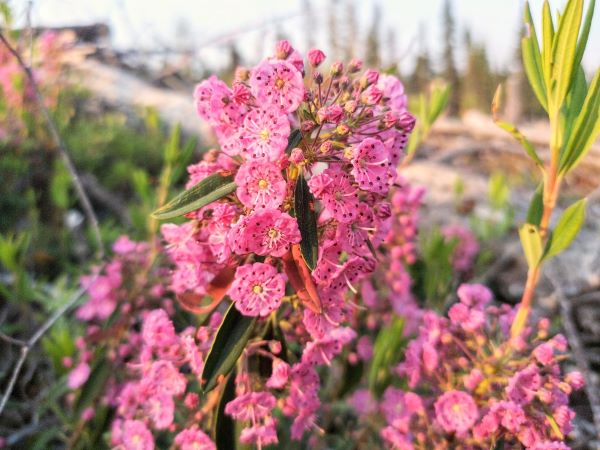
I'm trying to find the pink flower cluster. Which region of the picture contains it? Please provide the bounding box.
[378,283,584,449]
[442,224,480,273]
[159,40,416,444]
[110,309,217,450]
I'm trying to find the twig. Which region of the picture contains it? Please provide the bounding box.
[0,31,105,416]
[546,265,600,438]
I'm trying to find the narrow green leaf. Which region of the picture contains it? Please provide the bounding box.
[519,223,543,269]
[151,173,236,220]
[201,302,256,392]
[294,175,319,270]
[543,198,586,260]
[74,359,111,416]
[522,2,548,110]
[496,121,543,168]
[560,69,600,173]
[562,66,588,148]
[213,370,237,450]
[541,0,555,85]
[573,0,596,80]
[526,184,544,227]
[551,0,583,109]
[368,318,405,397]
[427,83,450,124]
[285,129,303,154]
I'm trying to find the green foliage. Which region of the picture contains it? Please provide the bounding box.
[201,302,257,392]
[405,81,451,161]
[368,318,406,397]
[294,175,319,271]
[542,198,587,260]
[152,173,236,220]
[519,223,543,269]
[470,172,514,241]
[412,228,459,310]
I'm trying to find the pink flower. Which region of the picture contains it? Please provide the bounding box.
[443,225,479,272]
[307,48,326,67]
[457,283,492,308]
[302,327,356,365]
[492,401,526,433]
[234,160,287,210]
[448,302,485,332]
[68,362,91,389]
[230,209,301,257]
[237,107,290,161]
[463,368,484,391]
[194,76,245,141]
[174,427,216,450]
[251,60,304,113]
[205,203,238,264]
[302,288,346,339]
[145,393,174,429]
[350,137,395,194]
[348,389,377,415]
[506,365,542,405]
[229,263,286,317]
[142,309,178,351]
[121,420,154,450]
[266,359,290,389]
[308,167,359,223]
[565,371,585,390]
[377,74,407,113]
[533,342,555,365]
[225,391,277,421]
[434,390,479,434]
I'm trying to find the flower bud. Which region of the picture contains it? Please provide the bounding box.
[307,48,326,67]
[348,58,363,73]
[301,120,316,132]
[361,68,380,87]
[289,147,305,164]
[330,61,344,77]
[398,111,416,132]
[312,71,324,84]
[275,40,293,59]
[234,66,250,81]
[344,100,358,113]
[335,124,350,136]
[319,141,333,155]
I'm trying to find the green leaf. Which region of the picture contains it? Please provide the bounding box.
[213,370,237,450]
[561,66,588,149]
[294,175,319,270]
[522,2,548,111]
[526,184,544,227]
[201,302,256,392]
[427,82,451,124]
[151,173,236,220]
[573,0,596,80]
[497,120,543,167]
[74,358,111,416]
[519,223,543,269]
[543,198,586,260]
[559,69,600,173]
[368,318,406,397]
[550,0,583,109]
[285,129,303,154]
[541,0,555,85]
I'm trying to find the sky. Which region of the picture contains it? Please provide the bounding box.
[12,0,600,74]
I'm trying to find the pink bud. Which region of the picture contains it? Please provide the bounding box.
[234,67,250,81]
[363,68,380,85]
[319,141,333,154]
[307,48,326,67]
[398,111,416,131]
[330,62,344,77]
[361,85,383,105]
[344,100,358,113]
[290,147,305,164]
[348,58,363,73]
[301,120,316,132]
[275,40,293,59]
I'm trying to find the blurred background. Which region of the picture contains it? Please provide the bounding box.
[1,0,600,448]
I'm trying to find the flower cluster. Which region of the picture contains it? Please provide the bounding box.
[0,31,68,143]
[159,40,416,444]
[110,308,217,450]
[378,283,584,449]
[442,224,479,273]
